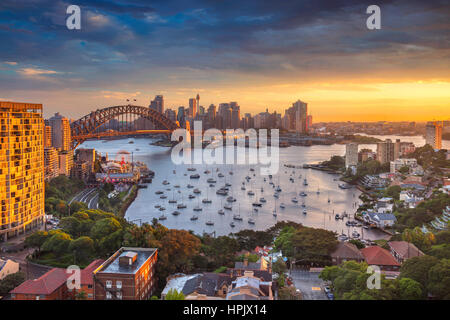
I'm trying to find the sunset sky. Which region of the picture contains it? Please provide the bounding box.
[0,0,449,121]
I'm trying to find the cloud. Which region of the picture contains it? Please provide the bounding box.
[100,90,141,100]
[3,61,17,65]
[18,67,60,76]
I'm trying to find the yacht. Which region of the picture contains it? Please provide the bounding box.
[224,204,232,210]
[252,202,262,207]
[302,208,307,215]
[174,185,180,188]
[274,193,279,199]
[352,231,360,238]
[187,168,196,171]
[337,234,348,241]
[218,209,225,215]
[159,207,166,211]
[158,215,167,220]
[190,215,198,221]
[218,173,224,178]
[193,206,202,212]
[168,199,177,204]
[172,211,181,216]
[275,186,282,192]
[187,184,194,188]
[202,199,212,204]
[207,178,217,183]
[247,191,255,196]
[248,218,256,225]
[205,220,214,226]
[230,222,236,227]
[216,189,228,196]
[162,180,170,185]
[188,194,196,199]
[190,174,200,179]
[241,186,246,191]
[233,214,243,221]
[155,190,164,195]
[193,188,201,194]
[227,196,236,202]
[160,195,167,199]
[303,178,308,186]
[177,203,187,209]
[259,198,266,203]
[300,192,307,197]
[280,203,286,209]
[204,170,211,174]
[155,205,161,208]
[291,197,298,203]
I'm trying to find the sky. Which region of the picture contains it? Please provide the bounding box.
[0,0,449,122]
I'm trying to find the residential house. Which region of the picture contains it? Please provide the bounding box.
[387,241,424,264]
[10,268,68,300]
[363,212,397,228]
[226,271,273,300]
[360,246,400,272]
[75,259,104,300]
[330,242,365,265]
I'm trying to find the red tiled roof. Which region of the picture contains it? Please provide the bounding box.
[80,259,104,285]
[360,246,400,267]
[11,268,67,295]
[388,241,424,260]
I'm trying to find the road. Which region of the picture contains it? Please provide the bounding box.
[70,187,99,209]
[290,269,328,300]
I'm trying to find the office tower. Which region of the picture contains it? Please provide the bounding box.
[164,109,176,122]
[307,115,313,132]
[345,143,359,168]
[177,106,186,128]
[189,98,197,119]
[293,100,308,133]
[207,104,216,127]
[231,104,241,129]
[44,147,59,181]
[196,94,200,116]
[198,106,205,116]
[58,150,74,176]
[376,139,395,164]
[48,112,71,151]
[218,103,232,129]
[425,121,443,149]
[394,139,401,160]
[0,101,45,241]
[358,149,375,162]
[44,125,52,147]
[149,95,164,114]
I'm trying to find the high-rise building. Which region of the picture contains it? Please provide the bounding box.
[58,150,73,176]
[0,101,45,241]
[48,112,71,151]
[189,98,197,120]
[425,121,443,149]
[44,147,59,181]
[44,125,52,148]
[164,109,176,122]
[285,100,308,133]
[231,104,241,129]
[149,95,164,114]
[218,103,232,129]
[377,139,395,164]
[207,104,216,127]
[345,143,359,168]
[177,106,186,128]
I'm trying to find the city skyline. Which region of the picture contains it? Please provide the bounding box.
[0,0,449,121]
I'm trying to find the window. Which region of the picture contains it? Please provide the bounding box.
[88,285,93,289]
[106,292,112,300]
[35,296,40,300]
[116,281,122,289]
[106,280,112,288]
[117,292,122,300]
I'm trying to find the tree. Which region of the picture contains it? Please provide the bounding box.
[278,286,302,300]
[397,278,423,300]
[0,272,26,295]
[400,255,439,288]
[42,230,73,255]
[90,217,122,239]
[427,259,450,299]
[348,239,365,249]
[385,185,402,200]
[69,201,88,215]
[25,231,49,254]
[165,289,185,300]
[272,259,287,275]
[69,236,94,263]
[75,290,88,300]
[59,216,81,237]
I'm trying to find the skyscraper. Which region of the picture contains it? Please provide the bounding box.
[44,125,52,148]
[231,104,241,129]
[189,98,197,119]
[426,121,443,149]
[345,143,359,168]
[149,95,164,114]
[377,139,395,164]
[177,106,186,128]
[0,101,45,241]
[164,109,176,122]
[48,112,71,151]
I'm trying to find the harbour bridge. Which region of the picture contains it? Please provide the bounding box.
[70,104,181,148]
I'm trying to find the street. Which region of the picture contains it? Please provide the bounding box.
[290,269,328,300]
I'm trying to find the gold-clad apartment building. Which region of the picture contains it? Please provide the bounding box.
[0,101,45,242]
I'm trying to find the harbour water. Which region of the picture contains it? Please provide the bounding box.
[78,136,418,240]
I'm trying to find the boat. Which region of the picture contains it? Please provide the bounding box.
[260,198,266,203]
[248,218,256,225]
[188,194,195,199]
[250,168,255,172]
[335,214,340,220]
[204,170,211,174]
[252,202,262,207]
[202,199,212,204]
[303,178,308,186]
[218,173,224,178]
[241,186,246,191]
[230,222,236,227]
[247,191,255,196]
[172,211,181,216]
[190,215,198,221]
[280,203,286,209]
[275,186,282,192]
[302,208,307,215]
[128,141,134,144]
[154,205,161,208]
[174,185,180,188]
[177,203,187,209]
[209,184,215,187]
[190,174,200,179]
[274,193,279,199]
[159,207,166,211]
[224,204,233,210]
[300,191,307,197]
[225,183,232,187]
[162,180,170,185]
[160,195,167,199]
[218,209,225,215]
[338,183,352,189]
[207,178,217,183]
[233,215,243,221]
[168,199,177,204]
[187,168,196,171]
[205,221,214,226]
[261,187,264,192]
[291,197,298,203]
[187,184,194,188]
[273,211,277,217]
[337,234,348,241]
[158,215,167,220]
[193,188,201,194]
[155,190,164,195]
[193,206,202,211]
[227,196,236,202]
[352,231,360,238]
[216,189,228,196]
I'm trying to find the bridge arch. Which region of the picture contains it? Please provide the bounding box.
[71,104,180,148]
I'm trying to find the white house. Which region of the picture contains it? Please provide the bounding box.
[364,212,397,228]
[0,258,20,280]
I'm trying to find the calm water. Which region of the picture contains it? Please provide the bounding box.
[80,137,396,240]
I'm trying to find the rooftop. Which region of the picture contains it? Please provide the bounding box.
[360,246,400,267]
[96,247,157,275]
[388,241,424,260]
[10,268,67,295]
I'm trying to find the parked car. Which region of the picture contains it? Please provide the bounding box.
[326,293,334,300]
[324,286,331,294]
